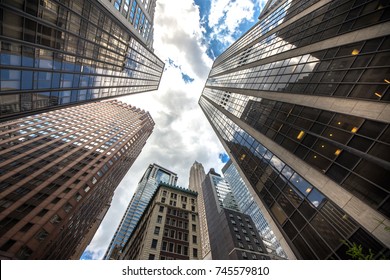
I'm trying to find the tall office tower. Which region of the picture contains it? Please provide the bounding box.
[0,100,155,259]
[120,182,200,260]
[106,0,157,49]
[199,0,390,259]
[222,160,288,259]
[0,0,164,121]
[188,161,211,259]
[202,169,269,260]
[104,163,177,259]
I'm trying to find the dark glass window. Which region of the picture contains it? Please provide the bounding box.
[283,220,298,239]
[293,235,317,260]
[301,224,331,259]
[298,200,316,220]
[291,210,306,230]
[270,203,287,224]
[310,213,342,250]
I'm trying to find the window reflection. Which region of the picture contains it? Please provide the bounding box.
[290,173,312,196]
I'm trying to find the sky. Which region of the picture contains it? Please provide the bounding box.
[81,0,267,260]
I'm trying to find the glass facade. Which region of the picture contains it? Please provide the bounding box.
[0,100,155,259]
[0,0,163,121]
[199,0,390,260]
[109,0,156,47]
[104,163,178,259]
[222,160,288,258]
[200,97,388,259]
[202,169,270,260]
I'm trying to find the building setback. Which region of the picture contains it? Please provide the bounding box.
[104,163,177,259]
[0,100,154,259]
[222,159,288,259]
[202,168,269,260]
[199,0,390,259]
[188,161,212,259]
[120,182,200,260]
[0,0,164,121]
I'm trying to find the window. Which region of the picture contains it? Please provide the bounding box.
[151,239,158,249]
[51,197,60,204]
[35,229,48,241]
[20,223,33,233]
[162,241,167,251]
[161,197,166,203]
[162,190,167,197]
[242,252,248,259]
[172,244,180,254]
[193,248,198,258]
[236,234,241,240]
[192,214,196,221]
[192,235,197,244]
[63,203,73,213]
[238,242,244,248]
[183,246,188,256]
[148,254,155,260]
[182,204,186,209]
[37,209,48,217]
[169,243,174,252]
[50,214,62,224]
[154,226,160,235]
[191,206,195,211]
[74,193,82,202]
[159,206,164,213]
[192,224,196,232]
[248,244,254,251]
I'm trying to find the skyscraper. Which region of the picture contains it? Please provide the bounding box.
[188,161,211,259]
[0,0,163,121]
[104,163,177,259]
[199,0,390,259]
[222,159,289,259]
[202,168,269,260]
[0,100,155,259]
[120,182,200,260]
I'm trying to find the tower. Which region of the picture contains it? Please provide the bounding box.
[188,161,211,259]
[202,168,269,260]
[104,163,178,259]
[0,100,154,259]
[0,0,163,121]
[199,0,390,259]
[222,159,288,259]
[120,182,200,260]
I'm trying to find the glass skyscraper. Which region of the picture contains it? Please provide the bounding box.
[0,0,163,121]
[222,159,288,259]
[202,168,270,260]
[200,0,390,259]
[104,163,178,259]
[0,100,155,259]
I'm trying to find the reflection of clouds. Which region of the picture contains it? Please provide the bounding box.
[312,200,319,207]
[270,156,285,172]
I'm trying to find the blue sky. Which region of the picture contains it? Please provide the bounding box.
[81,0,265,260]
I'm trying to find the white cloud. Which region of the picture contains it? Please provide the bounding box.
[208,0,257,46]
